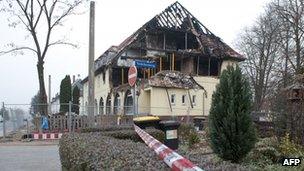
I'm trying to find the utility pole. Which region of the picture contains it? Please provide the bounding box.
[48,75,51,115]
[88,1,95,127]
[2,102,6,140]
[68,101,72,133]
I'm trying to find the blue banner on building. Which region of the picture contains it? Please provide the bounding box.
[135,60,156,68]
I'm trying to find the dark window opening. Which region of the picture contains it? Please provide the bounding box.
[102,71,105,83]
[112,68,122,87]
[182,95,186,105]
[198,58,209,76]
[186,33,199,49]
[210,59,219,76]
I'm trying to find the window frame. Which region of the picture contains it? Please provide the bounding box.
[192,95,196,106]
[170,94,176,105]
[182,94,186,105]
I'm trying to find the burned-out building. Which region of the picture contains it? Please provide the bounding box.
[80,2,244,117]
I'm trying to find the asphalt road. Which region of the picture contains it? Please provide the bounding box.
[0,144,61,171]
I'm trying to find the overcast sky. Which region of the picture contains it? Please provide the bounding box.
[0,0,270,106]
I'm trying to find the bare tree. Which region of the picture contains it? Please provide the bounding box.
[273,0,304,73]
[237,7,280,111]
[0,0,87,115]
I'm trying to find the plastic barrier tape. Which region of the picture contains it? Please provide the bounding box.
[134,124,204,171]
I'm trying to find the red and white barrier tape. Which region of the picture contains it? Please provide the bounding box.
[33,133,63,140]
[134,125,204,171]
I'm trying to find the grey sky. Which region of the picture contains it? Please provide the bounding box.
[0,0,270,105]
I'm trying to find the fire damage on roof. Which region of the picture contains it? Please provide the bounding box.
[148,70,203,89]
[83,1,244,91]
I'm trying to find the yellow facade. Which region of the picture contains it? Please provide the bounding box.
[80,60,238,116]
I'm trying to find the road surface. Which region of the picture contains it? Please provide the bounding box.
[0,143,61,171]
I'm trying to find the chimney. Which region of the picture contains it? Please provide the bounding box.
[73,75,76,83]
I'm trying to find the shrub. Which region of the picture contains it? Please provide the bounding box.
[279,133,304,157]
[178,124,198,144]
[81,125,164,143]
[81,125,133,133]
[244,138,281,166]
[188,131,200,148]
[101,129,165,142]
[209,65,257,163]
[59,132,168,170]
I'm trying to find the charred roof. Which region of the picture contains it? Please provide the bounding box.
[82,1,244,84]
[148,70,204,89]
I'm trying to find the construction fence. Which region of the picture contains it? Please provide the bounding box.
[1,102,208,133]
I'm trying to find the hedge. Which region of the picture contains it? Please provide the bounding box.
[81,125,165,143]
[59,132,169,170]
[81,125,133,133]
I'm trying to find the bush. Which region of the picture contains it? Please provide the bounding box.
[244,138,281,166]
[178,124,200,146]
[81,125,165,143]
[279,133,304,157]
[209,65,257,163]
[188,131,200,148]
[59,132,169,170]
[81,125,133,133]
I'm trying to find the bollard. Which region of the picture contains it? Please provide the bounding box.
[159,120,180,150]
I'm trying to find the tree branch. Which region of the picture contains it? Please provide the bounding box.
[0,46,37,55]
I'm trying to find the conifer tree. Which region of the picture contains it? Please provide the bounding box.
[209,65,256,163]
[60,75,72,113]
[72,86,80,114]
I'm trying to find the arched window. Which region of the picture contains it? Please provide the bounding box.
[106,95,112,115]
[99,97,104,115]
[114,93,120,114]
[124,90,133,115]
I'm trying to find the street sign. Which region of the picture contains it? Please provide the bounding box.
[135,60,156,68]
[128,66,137,87]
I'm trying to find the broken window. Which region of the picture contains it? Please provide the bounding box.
[112,68,121,87]
[112,67,129,87]
[198,58,209,76]
[210,58,219,76]
[196,57,220,76]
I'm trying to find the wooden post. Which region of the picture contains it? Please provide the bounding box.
[196,56,199,75]
[121,68,124,84]
[185,32,188,49]
[172,53,175,70]
[160,57,162,71]
[163,33,166,50]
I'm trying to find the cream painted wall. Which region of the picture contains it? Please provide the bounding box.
[80,59,240,116]
[221,60,238,73]
[80,69,112,115]
[148,87,206,116]
[138,88,151,114]
[193,76,219,115]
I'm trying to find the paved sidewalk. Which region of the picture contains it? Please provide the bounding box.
[0,143,61,171]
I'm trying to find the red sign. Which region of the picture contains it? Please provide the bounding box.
[128,66,137,87]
